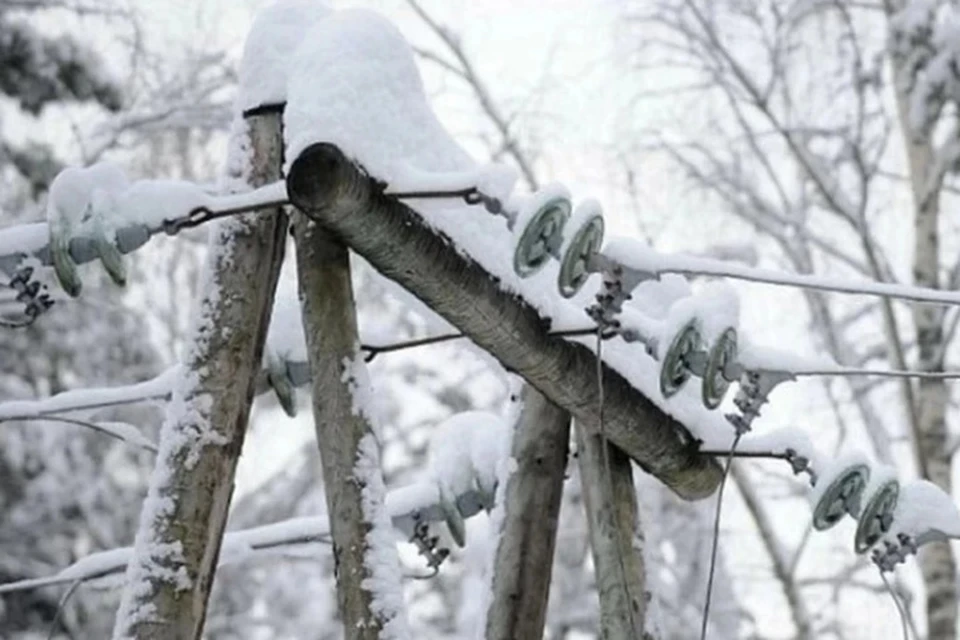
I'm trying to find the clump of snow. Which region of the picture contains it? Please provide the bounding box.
[47,162,130,240]
[509,182,570,235]
[600,235,662,274]
[386,162,519,206]
[470,425,518,639]
[355,434,411,639]
[692,280,739,342]
[881,479,960,545]
[656,296,701,361]
[342,348,384,429]
[737,334,838,374]
[239,0,331,113]
[426,411,511,501]
[46,162,219,237]
[633,274,692,318]
[285,8,473,179]
[265,279,307,364]
[114,180,212,230]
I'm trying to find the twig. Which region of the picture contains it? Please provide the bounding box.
[6,415,157,452]
[46,579,82,640]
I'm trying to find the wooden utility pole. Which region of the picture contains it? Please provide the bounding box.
[292,212,403,636]
[112,111,287,639]
[576,424,649,639]
[485,387,570,639]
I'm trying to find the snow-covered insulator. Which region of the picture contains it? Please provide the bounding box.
[702,327,738,410]
[557,199,605,298]
[811,461,870,530]
[659,317,703,398]
[869,480,960,571]
[46,162,131,297]
[854,473,899,554]
[266,353,297,418]
[425,411,510,548]
[512,186,571,278]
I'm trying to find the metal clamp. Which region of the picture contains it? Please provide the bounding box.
[871,533,918,573]
[409,517,450,573]
[726,369,794,435]
[784,447,817,484]
[3,266,54,327]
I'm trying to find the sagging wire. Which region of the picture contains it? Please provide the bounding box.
[879,570,911,640]
[361,327,598,362]
[699,431,742,640]
[384,185,506,219]
[161,196,290,234]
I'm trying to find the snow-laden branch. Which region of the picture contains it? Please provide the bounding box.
[0,479,490,596]
[0,366,179,422]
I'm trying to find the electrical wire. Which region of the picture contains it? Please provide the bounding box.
[700,431,743,640]
[880,570,911,640]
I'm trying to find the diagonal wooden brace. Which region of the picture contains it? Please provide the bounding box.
[285,142,722,500]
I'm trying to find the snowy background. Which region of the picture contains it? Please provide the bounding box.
[1,0,958,638]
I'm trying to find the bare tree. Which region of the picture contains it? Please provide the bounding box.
[632,0,960,636]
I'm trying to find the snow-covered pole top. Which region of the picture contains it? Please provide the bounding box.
[238,0,330,115]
